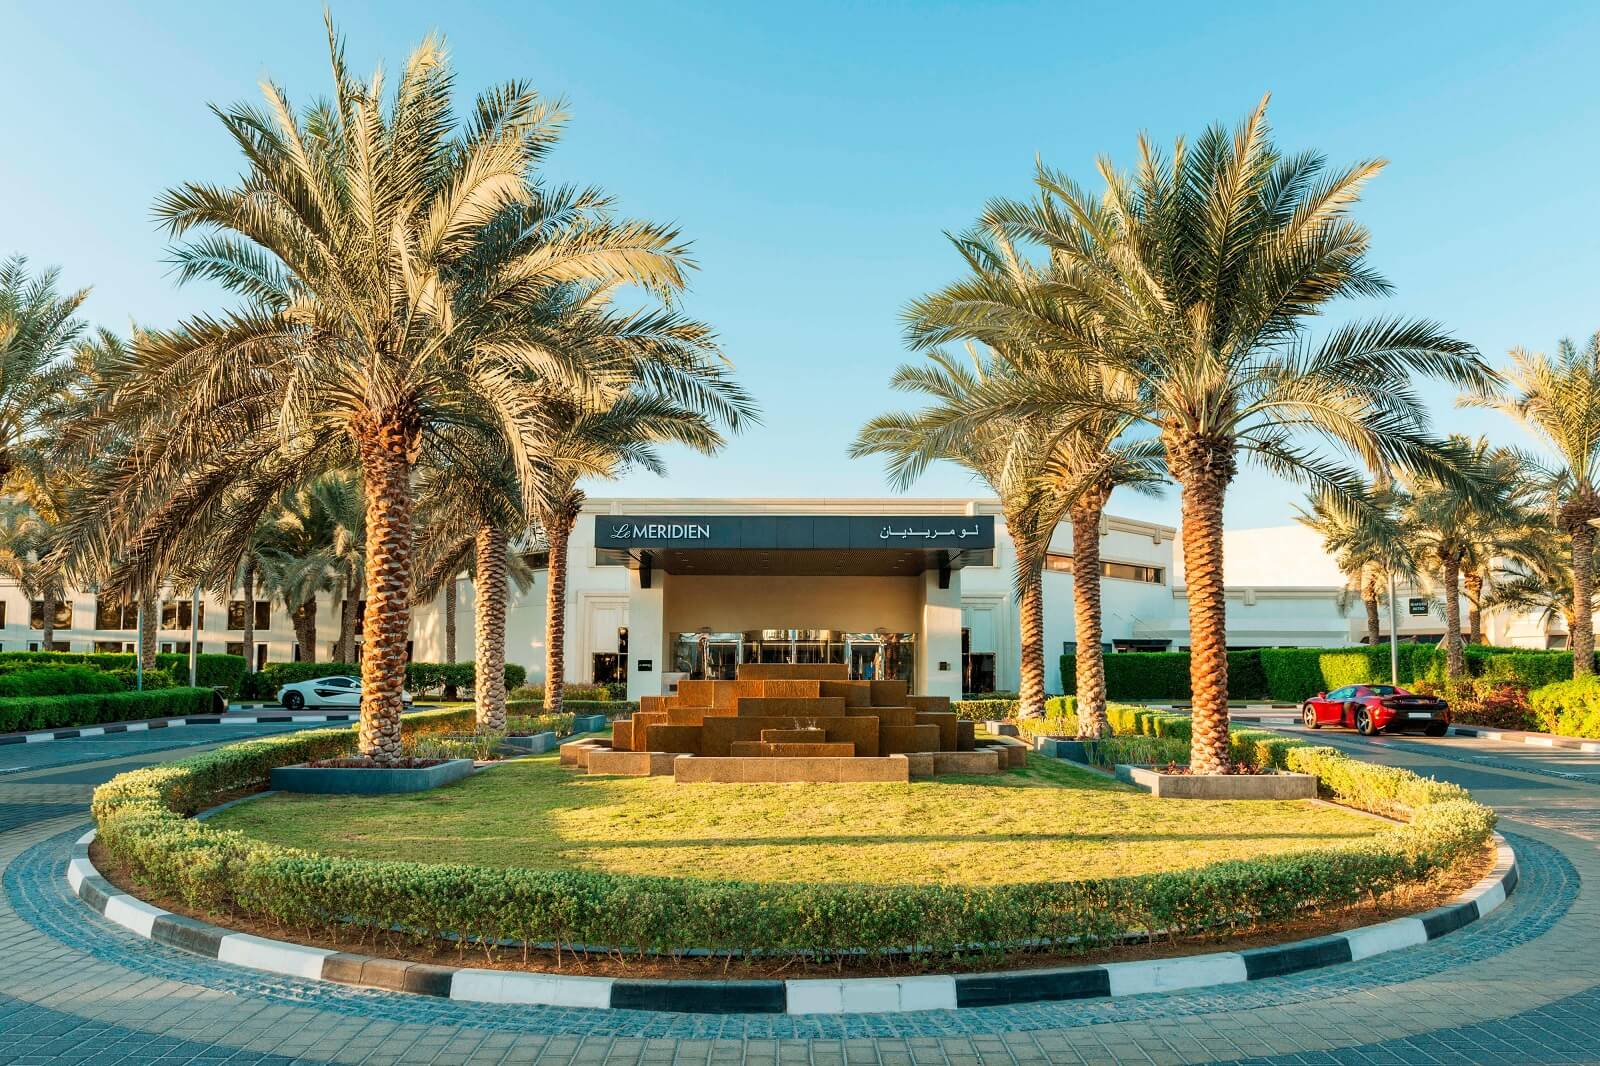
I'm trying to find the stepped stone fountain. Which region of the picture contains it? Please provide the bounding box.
[560,663,1026,782]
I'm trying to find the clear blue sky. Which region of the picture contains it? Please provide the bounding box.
[6,1,1599,529]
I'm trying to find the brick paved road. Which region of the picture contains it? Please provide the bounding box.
[0,725,1595,1064]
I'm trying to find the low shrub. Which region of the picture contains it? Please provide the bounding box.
[1528,677,1600,739]
[109,666,178,691]
[0,687,215,734]
[964,690,1020,700]
[1413,678,1535,731]
[406,730,505,762]
[952,699,1019,721]
[510,683,611,703]
[505,698,633,720]
[93,715,1496,961]
[504,712,577,738]
[405,661,529,696]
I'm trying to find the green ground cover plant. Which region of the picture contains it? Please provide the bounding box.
[91,705,1495,961]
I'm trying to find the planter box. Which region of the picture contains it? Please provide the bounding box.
[1114,763,1317,800]
[983,720,1020,737]
[1034,737,1092,763]
[572,714,608,734]
[501,730,557,755]
[270,758,474,795]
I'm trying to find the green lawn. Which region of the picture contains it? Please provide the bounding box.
[209,755,1384,886]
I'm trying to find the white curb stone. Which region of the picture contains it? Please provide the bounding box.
[103,893,167,938]
[1105,952,1247,996]
[217,933,335,979]
[1343,916,1428,961]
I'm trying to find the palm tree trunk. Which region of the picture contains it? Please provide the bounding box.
[139,591,157,671]
[1071,497,1110,738]
[474,524,509,731]
[1464,570,1484,646]
[1172,437,1233,773]
[1016,564,1046,720]
[1363,574,1382,648]
[292,598,318,663]
[1443,555,1464,679]
[338,568,358,664]
[241,562,256,673]
[1572,523,1595,676]
[543,507,576,714]
[40,588,56,650]
[354,416,417,765]
[445,579,458,662]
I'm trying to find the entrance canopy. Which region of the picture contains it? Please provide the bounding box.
[594,514,995,578]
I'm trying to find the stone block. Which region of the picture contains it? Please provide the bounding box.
[728,741,768,757]
[700,715,794,756]
[585,750,677,776]
[836,756,911,782]
[821,715,878,757]
[672,755,909,783]
[820,680,872,706]
[915,711,958,752]
[767,742,856,758]
[759,680,825,698]
[735,697,845,718]
[956,720,975,751]
[611,719,634,751]
[664,705,709,726]
[908,695,952,713]
[639,696,671,715]
[904,752,935,778]
[880,724,940,754]
[869,680,909,706]
[760,727,827,743]
[642,724,702,755]
[932,749,1002,775]
[675,680,717,706]
[852,705,915,729]
[737,663,849,681]
[987,735,1028,768]
[559,738,608,766]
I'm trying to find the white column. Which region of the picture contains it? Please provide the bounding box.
[919,568,963,700]
[626,565,669,701]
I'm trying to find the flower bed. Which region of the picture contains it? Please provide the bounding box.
[90,707,1496,964]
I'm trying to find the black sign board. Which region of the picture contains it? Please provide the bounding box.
[636,659,653,672]
[594,514,996,552]
[1408,598,1428,616]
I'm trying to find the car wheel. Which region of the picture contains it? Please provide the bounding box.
[1426,722,1448,737]
[1302,704,1320,729]
[1355,707,1379,736]
[282,690,305,711]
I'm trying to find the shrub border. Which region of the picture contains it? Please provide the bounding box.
[66,826,1515,1014]
[0,709,362,745]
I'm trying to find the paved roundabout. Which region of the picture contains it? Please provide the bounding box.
[1,724,1596,1064]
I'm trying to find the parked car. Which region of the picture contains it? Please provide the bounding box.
[1300,684,1449,736]
[276,675,414,711]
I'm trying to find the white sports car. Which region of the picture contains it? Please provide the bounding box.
[276,675,414,711]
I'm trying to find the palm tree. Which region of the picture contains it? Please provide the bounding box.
[1467,334,1600,674]
[1295,483,1413,647]
[0,257,87,484]
[0,500,63,648]
[964,98,1494,770]
[531,384,746,713]
[861,227,1164,730]
[1403,439,1531,676]
[1485,533,1599,646]
[49,23,707,763]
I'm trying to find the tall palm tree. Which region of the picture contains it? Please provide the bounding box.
[50,23,707,763]
[1295,483,1413,647]
[531,384,746,712]
[0,500,63,648]
[1485,532,1599,647]
[1467,334,1600,674]
[1403,439,1530,676]
[0,257,87,484]
[962,97,1494,770]
[862,226,1164,729]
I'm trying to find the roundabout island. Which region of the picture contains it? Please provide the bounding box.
[75,669,1507,1016]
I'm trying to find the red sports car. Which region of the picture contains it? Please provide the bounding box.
[1300,684,1451,736]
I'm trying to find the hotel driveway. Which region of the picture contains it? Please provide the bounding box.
[0,722,1596,1064]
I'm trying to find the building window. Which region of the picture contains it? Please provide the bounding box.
[227,600,271,630]
[960,628,997,696]
[28,640,70,652]
[94,599,138,629]
[226,641,269,670]
[94,640,135,653]
[592,628,629,686]
[30,601,72,629]
[160,600,204,631]
[160,641,193,655]
[1045,553,1164,584]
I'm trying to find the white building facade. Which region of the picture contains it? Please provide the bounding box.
[4,501,1568,697]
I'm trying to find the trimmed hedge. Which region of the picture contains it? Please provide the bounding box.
[0,666,123,698]
[952,699,1019,721]
[241,661,528,701]
[0,651,247,697]
[0,687,215,734]
[1062,644,1596,704]
[505,698,634,719]
[92,714,1496,962]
